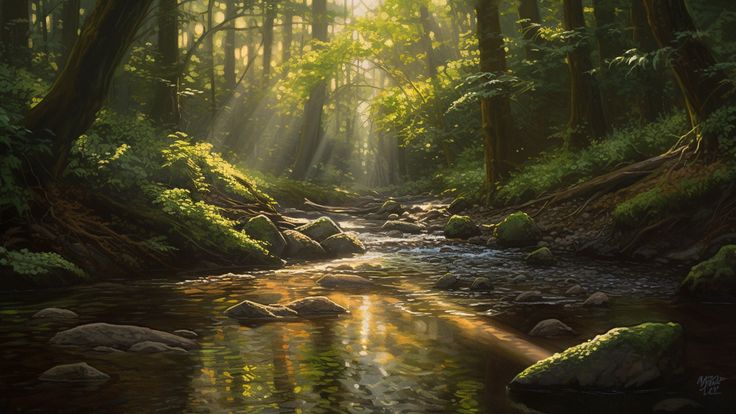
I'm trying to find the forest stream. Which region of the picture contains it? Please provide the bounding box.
[1,201,734,414]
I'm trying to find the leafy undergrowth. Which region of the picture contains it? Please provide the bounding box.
[244,169,359,207]
[495,112,687,205]
[0,247,87,288]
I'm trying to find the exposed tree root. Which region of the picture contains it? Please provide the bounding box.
[302,198,382,214]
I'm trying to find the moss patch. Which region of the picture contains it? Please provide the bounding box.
[493,212,541,247]
[680,245,736,301]
[243,215,286,256]
[444,215,481,239]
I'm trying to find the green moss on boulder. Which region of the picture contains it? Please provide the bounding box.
[320,232,366,257]
[510,322,683,391]
[447,196,470,214]
[378,199,404,215]
[443,215,481,240]
[243,215,287,257]
[680,245,736,301]
[296,216,342,242]
[493,212,541,247]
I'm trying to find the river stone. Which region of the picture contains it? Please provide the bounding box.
[434,274,459,289]
[529,319,576,337]
[387,213,399,220]
[509,322,684,391]
[386,230,403,238]
[39,362,110,382]
[653,398,703,413]
[420,209,444,222]
[516,291,542,302]
[173,329,198,338]
[225,300,297,320]
[50,323,196,350]
[283,230,327,259]
[447,196,470,214]
[243,214,287,256]
[378,200,404,215]
[317,274,373,288]
[566,284,585,295]
[32,307,79,320]
[295,217,343,242]
[526,247,556,266]
[321,232,366,257]
[679,245,736,302]
[129,341,188,354]
[494,212,542,247]
[470,277,493,291]
[92,346,124,353]
[285,296,348,316]
[382,220,422,234]
[583,292,609,306]
[444,215,481,240]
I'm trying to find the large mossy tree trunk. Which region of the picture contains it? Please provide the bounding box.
[1,0,30,66]
[631,0,666,122]
[517,0,542,60]
[643,0,732,155]
[151,0,180,127]
[291,0,328,180]
[60,0,80,68]
[563,0,608,149]
[24,0,154,182]
[477,0,514,189]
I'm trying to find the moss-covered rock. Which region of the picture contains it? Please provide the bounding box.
[320,232,366,257]
[283,230,327,259]
[0,248,88,289]
[525,247,555,266]
[443,215,481,240]
[447,196,470,214]
[243,215,287,257]
[493,212,541,247]
[679,245,736,302]
[378,199,404,215]
[295,216,343,242]
[509,322,683,391]
[381,220,422,234]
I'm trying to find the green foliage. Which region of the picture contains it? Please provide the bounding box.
[612,163,736,229]
[245,169,358,206]
[496,112,688,205]
[0,247,86,278]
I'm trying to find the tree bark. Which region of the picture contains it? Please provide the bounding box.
[291,0,328,180]
[419,5,438,78]
[262,0,276,82]
[60,0,80,67]
[631,0,665,122]
[643,0,732,154]
[206,0,217,117]
[24,0,154,182]
[477,0,514,188]
[592,0,624,64]
[223,0,236,91]
[151,0,180,126]
[282,4,293,64]
[517,0,542,60]
[1,0,30,66]
[563,0,608,148]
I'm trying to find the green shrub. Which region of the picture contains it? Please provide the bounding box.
[0,247,86,279]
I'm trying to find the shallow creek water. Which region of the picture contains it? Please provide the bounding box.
[1,210,734,413]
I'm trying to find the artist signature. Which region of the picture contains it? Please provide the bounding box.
[697,375,727,396]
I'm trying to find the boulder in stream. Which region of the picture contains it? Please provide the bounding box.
[493,212,541,247]
[378,200,404,216]
[381,220,422,234]
[317,274,373,288]
[39,362,110,383]
[285,296,349,317]
[434,274,459,289]
[509,322,684,391]
[679,244,736,302]
[443,215,481,240]
[321,232,366,257]
[129,341,188,354]
[295,217,343,242]
[528,319,576,337]
[225,300,298,321]
[447,196,471,215]
[243,215,287,256]
[470,277,493,291]
[525,247,556,266]
[283,230,327,259]
[32,307,79,320]
[565,284,585,296]
[50,323,197,350]
[515,291,542,302]
[583,291,609,306]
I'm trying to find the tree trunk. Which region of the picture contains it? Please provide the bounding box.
[206,0,217,117]
[60,0,80,67]
[282,4,293,64]
[631,0,665,122]
[517,0,542,60]
[262,0,276,82]
[563,0,608,148]
[643,0,732,154]
[1,0,30,66]
[291,0,328,180]
[419,5,438,78]
[151,0,180,126]
[592,0,624,64]
[477,0,514,188]
[223,0,236,91]
[24,0,154,182]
